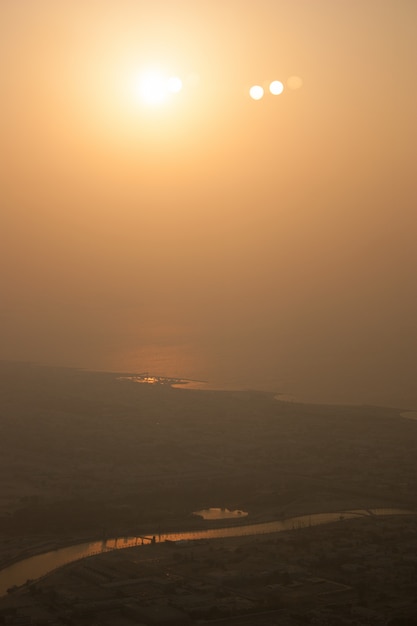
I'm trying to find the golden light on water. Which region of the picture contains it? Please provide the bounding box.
[2,1,415,408]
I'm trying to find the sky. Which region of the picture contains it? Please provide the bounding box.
[1,0,416,407]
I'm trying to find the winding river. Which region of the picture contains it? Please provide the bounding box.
[0,508,413,596]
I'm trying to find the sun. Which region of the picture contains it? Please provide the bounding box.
[134,69,183,105]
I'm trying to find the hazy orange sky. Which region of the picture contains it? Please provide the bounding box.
[1,0,416,406]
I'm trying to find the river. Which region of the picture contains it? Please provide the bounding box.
[0,508,414,596]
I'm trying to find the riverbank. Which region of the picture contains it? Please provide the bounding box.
[1,508,415,597]
[0,492,403,572]
[2,512,417,626]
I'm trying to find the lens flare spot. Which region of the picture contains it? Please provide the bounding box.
[249,85,264,100]
[269,80,284,95]
[287,75,303,90]
[167,76,183,93]
[134,70,183,105]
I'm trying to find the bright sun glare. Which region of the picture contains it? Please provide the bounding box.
[135,69,183,105]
